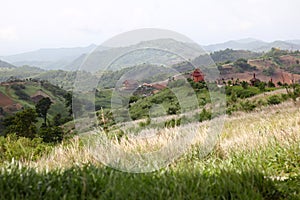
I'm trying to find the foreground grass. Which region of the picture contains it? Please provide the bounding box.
[0,101,299,199]
[0,138,299,199]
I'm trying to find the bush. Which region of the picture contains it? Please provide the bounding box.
[165,118,181,128]
[167,104,180,115]
[0,134,52,163]
[226,86,260,99]
[281,94,289,101]
[38,126,64,143]
[267,81,275,88]
[267,95,282,105]
[234,58,257,72]
[199,108,212,122]
[240,100,256,112]
[226,104,238,115]
[257,82,266,92]
[14,89,30,100]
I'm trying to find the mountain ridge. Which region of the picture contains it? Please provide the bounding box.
[2,38,300,71]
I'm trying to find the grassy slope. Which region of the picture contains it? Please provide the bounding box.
[0,101,299,199]
[0,82,69,119]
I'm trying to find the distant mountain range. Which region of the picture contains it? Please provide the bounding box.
[65,38,203,72]
[203,38,300,52]
[0,60,16,69]
[1,38,300,71]
[1,44,100,70]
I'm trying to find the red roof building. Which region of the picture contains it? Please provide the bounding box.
[250,73,260,86]
[191,68,205,82]
[123,80,139,90]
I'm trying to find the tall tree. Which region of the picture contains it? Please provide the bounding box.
[3,108,38,138]
[36,97,52,126]
[64,92,73,115]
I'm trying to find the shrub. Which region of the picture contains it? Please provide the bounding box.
[165,118,181,128]
[257,82,267,92]
[267,95,282,105]
[237,87,260,98]
[241,81,249,89]
[230,91,237,103]
[14,89,30,100]
[267,81,275,88]
[199,108,212,122]
[240,100,256,112]
[257,99,267,107]
[167,103,180,115]
[226,104,238,115]
[129,95,140,104]
[281,94,289,101]
[0,134,52,163]
[38,126,64,143]
[277,81,283,86]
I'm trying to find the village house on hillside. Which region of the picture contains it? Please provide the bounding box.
[191,68,205,82]
[122,80,139,90]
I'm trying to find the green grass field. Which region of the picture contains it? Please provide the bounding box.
[0,100,299,199]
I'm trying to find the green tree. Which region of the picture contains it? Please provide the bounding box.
[39,126,64,143]
[64,92,73,115]
[36,97,52,126]
[258,82,266,91]
[277,81,283,86]
[267,81,275,88]
[53,113,62,126]
[3,108,38,138]
[241,81,249,89]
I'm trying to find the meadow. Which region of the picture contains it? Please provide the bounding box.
[0,99,299,199]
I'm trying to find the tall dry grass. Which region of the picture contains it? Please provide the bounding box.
[28,101,299,171]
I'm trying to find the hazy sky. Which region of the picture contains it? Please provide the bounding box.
[0,0,299,55]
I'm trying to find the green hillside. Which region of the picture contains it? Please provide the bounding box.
[0,80,69,120]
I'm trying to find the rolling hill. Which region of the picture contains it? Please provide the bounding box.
[0,66,45,83]
[65,38,204,72]
[204,38,300,52]
[1,44,101,70]
[0,80,69,119]
[2,38,300,71]
[0,60,16,69]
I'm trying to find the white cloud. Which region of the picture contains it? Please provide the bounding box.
[0,0,300,55]
[0,27,18,41]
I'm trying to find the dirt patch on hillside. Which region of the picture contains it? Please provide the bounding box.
[248,59,276,70]
[279,55,299,66]
[220,69,300,85]
[0,92,14,107]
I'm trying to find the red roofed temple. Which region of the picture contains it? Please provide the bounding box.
[191,68,204,82]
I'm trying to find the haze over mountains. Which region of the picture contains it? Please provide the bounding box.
[203,38,300,52]
[1,38,300,71]
[1,44,99,70]
[0,60,16,69]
